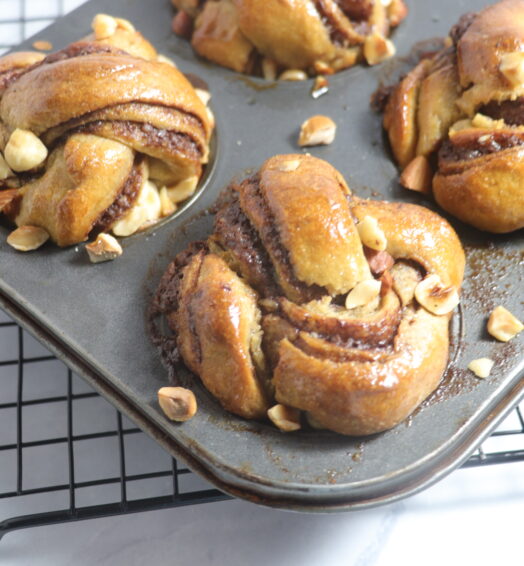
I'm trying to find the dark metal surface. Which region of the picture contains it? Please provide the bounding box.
[0,0,523,510]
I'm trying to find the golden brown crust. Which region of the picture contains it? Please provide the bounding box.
[156,154,465,436]
[383,0,524,233]
[0,23,212,247]
[175,0,408,75]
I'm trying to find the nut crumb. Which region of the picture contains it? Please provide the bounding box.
[158,387,197,421]
[363,31,396,65]
[345,279,382,309]
[7,226,49,252]
[298,115,336,147]
[415,274,459,315]
[400,155,432,193]
[468,358,494,379]
[267,404,301,432]
[487,306,524,342]
[86,233,123,263]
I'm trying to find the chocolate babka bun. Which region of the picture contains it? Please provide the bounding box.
[155,154,465,436]
[171,0,407,76]
[0,15,212,247]
[382,0,524,233]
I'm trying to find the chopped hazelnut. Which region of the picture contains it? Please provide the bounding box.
[363,31,396,66]
[4,129,48,172]
[487,306,524,342]
[357,215,387,251]
[0,188,18,212]
[0,153,13,180]
[400,155,433,193]
[279,69,308,81]
[345,279,382,310]
[158,387,197,422]
[159,186,177,217]
[468,358,494,379]
[267,404,301,432]
[7,226,49,252]
[298,115,336,147]
[415,274,459,315]
[166,175,199,203]
[85,233,123,263]
[92,14,118,40]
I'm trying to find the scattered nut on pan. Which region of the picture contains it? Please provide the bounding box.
[415,274,459,315]
[499,52,524,87]
[158,386,197,422]
[171,10,193,39]
[92,14,118,40]
[468,358,495,379]
[7,226,49,252]
[345,279,382,310]
[487,306,524,342]
[298,115,336,147]
[267,404,301,432]
[85,233,123,263]
[363,31,396,66]
[4,129,48,172]
[279,69,308,81]
[357,216,387,251]
[400,155,432,193]
[32,40,53,51]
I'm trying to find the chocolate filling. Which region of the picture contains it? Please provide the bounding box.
[74,120,201,161]
[480,98,524,126]
[213,193,280,297]
[242,177,324,303]
[336,0,373,22]
[90,157,143,234]
[439,131,524,163]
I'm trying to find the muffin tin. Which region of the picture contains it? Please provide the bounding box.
[0,0,522,510]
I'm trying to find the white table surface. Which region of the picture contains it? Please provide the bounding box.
[0,1,523,564]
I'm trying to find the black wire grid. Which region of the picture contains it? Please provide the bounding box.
[0,0,523,541]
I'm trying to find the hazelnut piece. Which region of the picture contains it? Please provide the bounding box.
[7,226,49,252]
[86,233,123,263]
[357,216,387,251]
[400,156,432,194]
[363,31,396,66]
[298,115,336,147]
[4,129,48,172]
[267,404,301,432]
[468,358,494,379]
[487,306,524,342]
[415,274,459,315]
[158,387,197,422]
[345,279,382,310]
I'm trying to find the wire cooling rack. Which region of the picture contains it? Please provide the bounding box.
[1,0,523,541]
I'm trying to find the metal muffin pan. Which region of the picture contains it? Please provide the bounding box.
[1,0,523,510]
